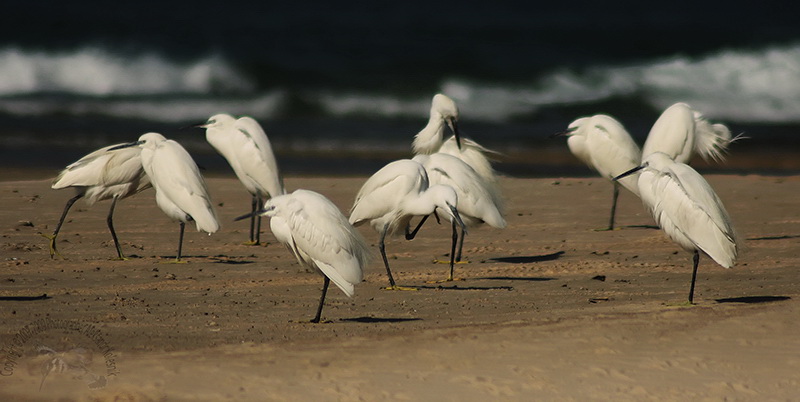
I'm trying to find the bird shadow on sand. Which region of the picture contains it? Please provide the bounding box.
[341,317,423,323]
[478,276,557,282]
[0,294,50,301]
[209,256,255,265]
[746,234,800,241]
[715,296,791,304]
[486,251,565,264]
[414,284,514,291]
[622,224,660,230]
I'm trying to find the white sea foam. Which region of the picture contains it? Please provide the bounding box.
[0,46,252,96]
[2,43,800,124]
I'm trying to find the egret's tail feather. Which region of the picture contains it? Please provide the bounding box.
[693,113,733,162]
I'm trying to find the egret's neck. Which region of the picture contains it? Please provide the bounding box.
[412,114,445,155]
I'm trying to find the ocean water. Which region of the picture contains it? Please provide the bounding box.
[2,2,799,176]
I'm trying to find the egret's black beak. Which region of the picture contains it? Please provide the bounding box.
[108,140,144,151]
[234,206,273,221]
[447,117,461,149]
[550,127,576,139]
[613,165,644,181]
[449,204,468,235]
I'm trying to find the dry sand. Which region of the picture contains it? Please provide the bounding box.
[1,173,798,400]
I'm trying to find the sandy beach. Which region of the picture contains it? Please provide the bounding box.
[1,172,799,400]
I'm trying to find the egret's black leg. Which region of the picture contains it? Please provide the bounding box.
[455,225,466,262]
[255,196,263,245]
[46,193,83,258]
[311,277,331,323]
[447,220,458,281]
[176,221,186,262]
[106,196,126,260]
[405,215,430,240]
[379,225,397,288]
[688,250,700,304]
[608,183,620,231]
[248,195,258,244]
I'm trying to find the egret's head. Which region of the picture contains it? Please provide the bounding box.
[136,132,167,149]
[428,185,468,233]
[107,132,165,151]
[200,113,235,129]
[432,94,460,148]
[613,152,675,181]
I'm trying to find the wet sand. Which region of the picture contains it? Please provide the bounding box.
[1,173,799,400]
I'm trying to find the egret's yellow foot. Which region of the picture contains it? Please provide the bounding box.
[592,227,619,232]
[161,259,188,264]
[242,240,260,246]
[381,285,419,291]
[426,277,464,284]
[40,233,62,259]
[433,258,469,264]
[666,300,696,307]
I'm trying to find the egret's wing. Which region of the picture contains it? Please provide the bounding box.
[350,160,428,224]
[150,141,219,233]
[585,119,641,196]
[279,191,369,295]
[234,117,285,198]
[439,136,499,184]
[419,153,506,228]
[641,164,737,267]
[52,144,127,188]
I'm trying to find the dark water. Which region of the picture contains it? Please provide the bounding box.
[2,2,800,175]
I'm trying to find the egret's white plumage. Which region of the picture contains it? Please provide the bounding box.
[257,189,370,322]
[133,132,219,261]
[202,113,284,244]
[561,114,641,230]
[48,143,151,259]
[349,159,466,289]
[412,153,505,276]
[642,102,733,164]
[617,152,737,303]
[412,94,500,186]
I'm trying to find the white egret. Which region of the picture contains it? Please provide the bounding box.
[412,94,500,186]
[412,153,506,279]
[47,143,151,259]
[349,159,467,289]
[112,133,219,262]
[557,114,641,230]
[642,102,734,163]
[237,189,370,323]
[614,152,738,304]
[200,113,284,245]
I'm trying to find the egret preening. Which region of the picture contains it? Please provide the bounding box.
[112,133,219,262]
[614,152,738,304]
[557,114,641,230]
[200,113,284,245]
[412,153,506,279]
[349,159,467,289]
[48,143,151,259]
[642,102,734,163]
[412,94,500,187]
[237,189,370,323]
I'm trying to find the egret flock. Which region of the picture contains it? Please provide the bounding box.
[48,94,740,321]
